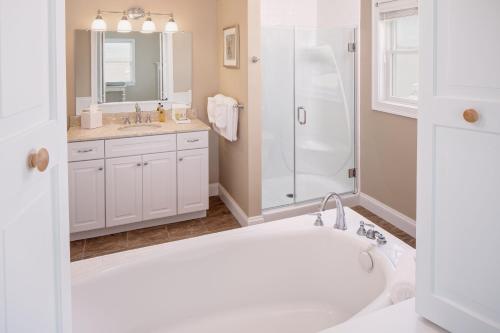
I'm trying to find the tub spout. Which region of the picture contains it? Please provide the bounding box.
[319,192,347,230]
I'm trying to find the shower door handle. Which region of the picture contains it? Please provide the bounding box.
[297,106,307,125]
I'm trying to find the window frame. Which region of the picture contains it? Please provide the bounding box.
[103,38,136,86]
[372,0,418,119]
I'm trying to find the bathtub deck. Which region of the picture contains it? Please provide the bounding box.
[70,196,416,261]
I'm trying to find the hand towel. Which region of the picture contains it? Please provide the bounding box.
[207,97,216,124]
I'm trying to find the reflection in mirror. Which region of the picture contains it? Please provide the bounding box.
[74,30,192,113]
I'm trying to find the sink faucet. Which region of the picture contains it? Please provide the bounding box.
[135,103,142,124]
[319,192,347,230]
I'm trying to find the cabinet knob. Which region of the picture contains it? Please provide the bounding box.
[143,162,149,166]
[28,148,50,172]
[98,167,104,171]
[463,108,479,123]
[137,163,142,167]
[179,158,184,162]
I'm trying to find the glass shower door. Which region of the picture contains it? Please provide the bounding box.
[294,27,356,203]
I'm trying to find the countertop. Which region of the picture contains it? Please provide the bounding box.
[67,118,211,143]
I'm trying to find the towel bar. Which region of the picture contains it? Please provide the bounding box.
[233,104,244,111]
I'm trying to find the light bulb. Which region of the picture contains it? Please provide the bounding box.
[117,12,132,33]
[91,11,107,32]
[164,16,179,33]
[141,14,156,33]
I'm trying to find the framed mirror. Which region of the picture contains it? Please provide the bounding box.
[74,30,192,113]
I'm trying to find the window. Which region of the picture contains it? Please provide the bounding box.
[103,39,135,85]
[373,0,419,118]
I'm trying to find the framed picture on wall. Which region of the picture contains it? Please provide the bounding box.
[223,25,239,69]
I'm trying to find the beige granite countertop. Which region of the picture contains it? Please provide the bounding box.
[67,118,210,143]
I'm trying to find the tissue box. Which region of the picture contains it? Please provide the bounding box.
[81,110,103,129]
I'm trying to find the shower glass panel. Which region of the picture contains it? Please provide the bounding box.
[294,28,356,203]
[262,26,356,210]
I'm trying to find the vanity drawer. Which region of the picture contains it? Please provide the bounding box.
[177,131,209,150]
[68,140,104,162]
[105,134,176,158]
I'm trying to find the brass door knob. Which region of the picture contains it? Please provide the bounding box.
[463,109,479,123]
[29,148,50,172]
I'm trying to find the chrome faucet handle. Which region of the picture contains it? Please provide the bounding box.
[144,113,152,123]
[123,117,131,125]
[374,231,387,245]
[357,221,367,236]
[309,212,324,227]
[365,224,376,239]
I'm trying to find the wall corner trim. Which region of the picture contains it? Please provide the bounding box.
[218,184,264,227]
[359,193,416,237]
[209,183,220,197]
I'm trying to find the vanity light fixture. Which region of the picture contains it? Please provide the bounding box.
[141,13,156,33]
[117,11,132,33]
[91,8,178,33]
[91,10,107,31]
[164,15,179,33]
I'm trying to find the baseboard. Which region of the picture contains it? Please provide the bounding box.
[209,183,219,197]
[218,184,264,227]
[359,193,416,238]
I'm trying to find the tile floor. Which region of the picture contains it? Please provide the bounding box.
[70,197,415,262]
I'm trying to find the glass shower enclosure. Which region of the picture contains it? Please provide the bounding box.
[262,26,357,210]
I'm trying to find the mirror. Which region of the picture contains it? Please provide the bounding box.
[74,30,192,112]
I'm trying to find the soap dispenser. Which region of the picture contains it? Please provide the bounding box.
[157,103,166,123]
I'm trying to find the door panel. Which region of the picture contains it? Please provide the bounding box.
[106,156,143,227]
[69,160,105,232]
[294,28,356,203]
[0,0,70,331]
[417,0,500,332]
[177,149,209,214]
[143,152,177,221]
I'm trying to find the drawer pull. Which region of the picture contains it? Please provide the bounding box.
[98,167,104,171]
[187,139,200,143]
[77,149,94,153]
[137,163,142,167]
[179,157,184,162]
[143,162,149,166]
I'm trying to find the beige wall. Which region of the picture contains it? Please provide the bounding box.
[216,0,250,215]
[216,0,261,217]
[66,0,220,183]
[360,0,417,219]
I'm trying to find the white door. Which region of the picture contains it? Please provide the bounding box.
[106,156,143,227]
[143,152,177,221]
[69,160,105,233]
[177,149,209,214]
[0,0,71,331]
[417,1,500,332]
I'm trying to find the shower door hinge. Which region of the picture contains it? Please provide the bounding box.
[348,42,357,53]
[348,168,357,178]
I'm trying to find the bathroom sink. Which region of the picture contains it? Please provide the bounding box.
[118,124,162,131]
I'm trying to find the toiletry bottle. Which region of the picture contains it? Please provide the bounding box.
[159,104,166,123]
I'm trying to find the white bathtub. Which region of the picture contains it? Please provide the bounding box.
[71,208,414,333]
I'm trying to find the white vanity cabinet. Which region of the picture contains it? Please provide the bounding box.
[105,155,144,227]
[178,148,209,214]
[142,152,177,221]
[68,159,106,233]
[68,130,209,237]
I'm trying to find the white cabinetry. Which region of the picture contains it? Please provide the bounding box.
[106,156,143,227]
[143,152,177,221]
[68,131,209,236]
[68,159,105,233]
[178,149,209,214]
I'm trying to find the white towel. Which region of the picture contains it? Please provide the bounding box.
[390,253,416,304]
[209,94,239,142]
[207,97,216,123]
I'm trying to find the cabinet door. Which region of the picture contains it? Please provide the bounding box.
[69,160,105,232]
[106,156,143,227]
[177,148,209,214]
[417,1,500,332]
[143,152,177,221]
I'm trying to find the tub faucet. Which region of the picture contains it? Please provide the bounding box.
[319,192,347,230]
[135,103,142,124]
